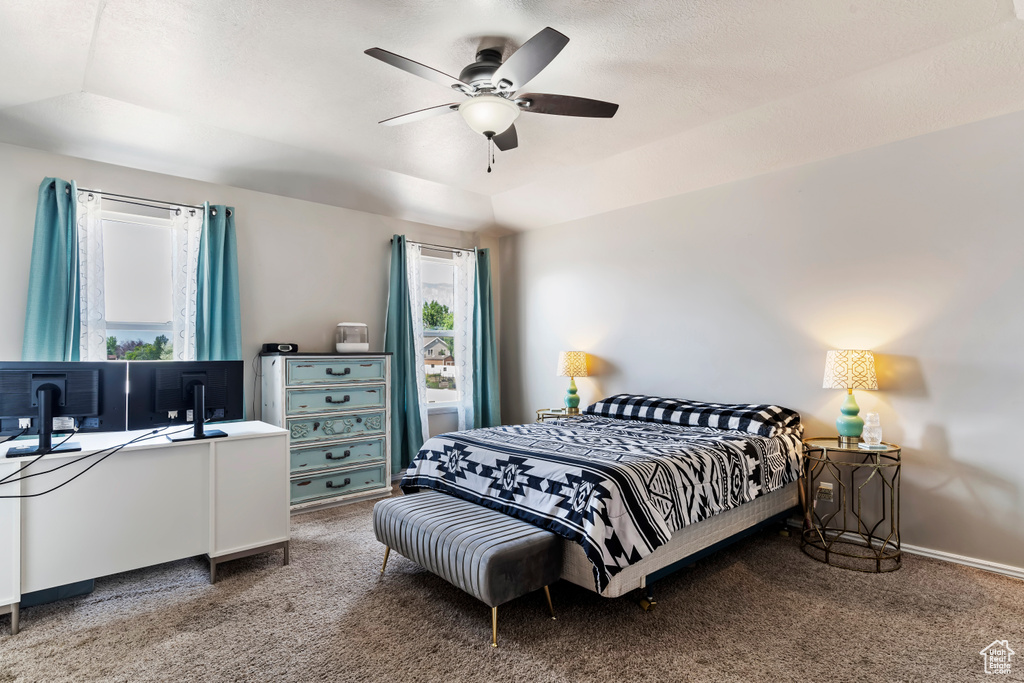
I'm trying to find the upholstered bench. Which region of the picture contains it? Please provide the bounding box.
[373,491,562,647]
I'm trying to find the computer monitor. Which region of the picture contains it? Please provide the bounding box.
[0,361,129,458]
[127,360,244,442]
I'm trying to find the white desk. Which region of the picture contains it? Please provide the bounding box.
[0,421,290,635]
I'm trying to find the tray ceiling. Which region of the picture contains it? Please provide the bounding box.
[0,0,1021,230]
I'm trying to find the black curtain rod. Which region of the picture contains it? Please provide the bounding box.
[74,187,231,217]
[75,188,204,210]
[95,197,199,215]
[390,237,472,254]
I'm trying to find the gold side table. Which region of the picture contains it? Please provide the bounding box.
[536,408,574,423]
[801,437,902,573]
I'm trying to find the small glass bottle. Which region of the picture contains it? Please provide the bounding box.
[862,412,882,446]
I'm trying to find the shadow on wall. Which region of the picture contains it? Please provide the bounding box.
[901,423,1023,564]
[581,354,621,406]
[875,353,928,400]
[498,234,523,424]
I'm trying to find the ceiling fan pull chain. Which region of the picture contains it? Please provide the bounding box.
[487,137,492,173]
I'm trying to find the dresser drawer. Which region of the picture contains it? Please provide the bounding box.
[290,438,385,474]
[285,385,385,416]
[286,358,386,386]
[290,464,386,504]
[287,411,386,445]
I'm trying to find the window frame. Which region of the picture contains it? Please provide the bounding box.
[100,209,175,358]
[420,253,460,411]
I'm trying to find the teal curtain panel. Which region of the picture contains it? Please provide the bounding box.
[383,234,425,472]
[22,178,80,361]
[196,203,242,361]
[472,248,501,427]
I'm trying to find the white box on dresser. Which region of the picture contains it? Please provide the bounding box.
[261,353,392,511]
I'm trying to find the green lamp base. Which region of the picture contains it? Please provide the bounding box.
[836,389,864,446]
[564,376,580,416]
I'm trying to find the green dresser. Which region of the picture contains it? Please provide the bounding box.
[261,353,391,511]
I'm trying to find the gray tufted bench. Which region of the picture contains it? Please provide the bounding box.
[373,491,562,647]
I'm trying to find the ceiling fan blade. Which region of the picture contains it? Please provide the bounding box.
[493,125,518,151]
[379,103,460,126]
[517,93,619,118]
[365,48,473,92]
[491,27,569,92]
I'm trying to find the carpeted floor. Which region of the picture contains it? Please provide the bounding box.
[2,495,1022,683]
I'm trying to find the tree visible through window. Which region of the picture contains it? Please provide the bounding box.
[106,334,172,361]
[421,256,458,403]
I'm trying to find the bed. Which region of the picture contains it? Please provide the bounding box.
[401,394,804,598]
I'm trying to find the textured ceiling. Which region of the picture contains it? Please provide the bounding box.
[0,0,1022,231]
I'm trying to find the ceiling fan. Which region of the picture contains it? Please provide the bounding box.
[365,27,618,168]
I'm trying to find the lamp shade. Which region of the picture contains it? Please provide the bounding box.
[556,351,588,378]
[822,349,878,390]
[458,95,520,136]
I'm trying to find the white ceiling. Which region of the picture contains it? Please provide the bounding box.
[1,0,1022,231]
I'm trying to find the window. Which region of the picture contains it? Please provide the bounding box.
[102,211,174,360]
[421,255,458,404]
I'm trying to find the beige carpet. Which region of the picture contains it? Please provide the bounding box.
[2,496,1022,683]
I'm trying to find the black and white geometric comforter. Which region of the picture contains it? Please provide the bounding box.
[401,416,803,592]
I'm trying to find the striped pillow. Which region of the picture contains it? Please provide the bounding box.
[583,394,802,437]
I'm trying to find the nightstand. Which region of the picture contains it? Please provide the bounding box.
[801,437,901,572]
[536,408,575,422]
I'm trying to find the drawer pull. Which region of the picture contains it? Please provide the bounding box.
[356,416,362,424]
[326,478,351,489]
[326,450,351,460]
[325,395,351,404]
[297,480,311,487]
[360,364,373,367]
[326,367,351,376]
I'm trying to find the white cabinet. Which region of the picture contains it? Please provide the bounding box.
[0,421,289,635]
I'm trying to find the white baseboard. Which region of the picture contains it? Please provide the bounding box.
[901,543,1024,581]
[784,518,1024,581]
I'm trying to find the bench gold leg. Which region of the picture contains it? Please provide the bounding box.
[543,585,556,620]
[491,607,498,648]
[380,546,390,575]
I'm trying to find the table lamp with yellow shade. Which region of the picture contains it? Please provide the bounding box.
[823,349,878,446]
[556,351,588,415]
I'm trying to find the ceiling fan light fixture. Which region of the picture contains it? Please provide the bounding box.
[458,95,520,136]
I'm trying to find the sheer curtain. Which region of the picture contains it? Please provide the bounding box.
[405,242,431,443]
[171,206,202,361]
[75,190,107,361]
[451,249,476,431]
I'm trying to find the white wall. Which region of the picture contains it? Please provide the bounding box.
[500,109,1024,569]
[0,141,484,437]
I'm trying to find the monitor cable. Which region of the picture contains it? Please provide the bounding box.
[0,423,78,485]
[0,428,29,447]
[0,425,194,497]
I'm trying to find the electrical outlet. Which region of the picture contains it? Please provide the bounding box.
[816,482,834,502]
[18,418,31,429]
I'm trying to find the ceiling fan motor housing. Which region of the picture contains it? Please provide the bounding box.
[459,48,505,88]
[366,26,618,156]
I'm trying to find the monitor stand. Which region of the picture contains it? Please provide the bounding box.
[5,386,82,458]
[167,383,228,443]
